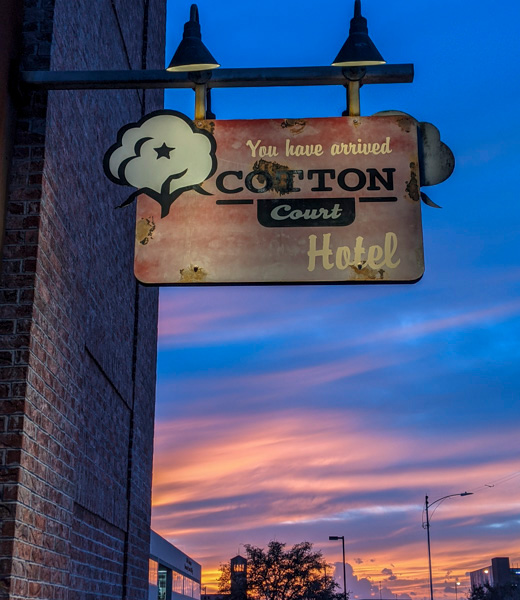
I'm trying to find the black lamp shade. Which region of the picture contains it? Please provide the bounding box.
[167,4,220,72]
[332,0,385,67]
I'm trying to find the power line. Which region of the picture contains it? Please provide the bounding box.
[469,469,520,493]
[420,468,520,527]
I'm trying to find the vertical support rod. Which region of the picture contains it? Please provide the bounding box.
[206,87,215,119]
[194,83,206,120]
[347,79,360,116]
[342,536,347,600]
[425,495,434,600]
[342,86,349,117]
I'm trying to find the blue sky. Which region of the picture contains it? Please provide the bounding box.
[151,1,520,598]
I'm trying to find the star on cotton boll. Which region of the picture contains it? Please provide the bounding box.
[154,143,175,159]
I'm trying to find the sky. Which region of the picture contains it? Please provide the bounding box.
[150,1,520,599]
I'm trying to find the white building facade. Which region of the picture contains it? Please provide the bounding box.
[149,531,202,600]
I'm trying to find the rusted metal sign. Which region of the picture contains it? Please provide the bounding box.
[105,111,426,284]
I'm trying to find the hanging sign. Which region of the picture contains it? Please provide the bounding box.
[104,110,428,285]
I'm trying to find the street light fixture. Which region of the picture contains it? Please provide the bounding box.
[455,581,461,600]
[166,3,220,119]
[332,0,386,117]
[329,535,347,600]
[17,2,415,120]
[332,0,385,67]
[167,4,220,72]
[424,493,473,600]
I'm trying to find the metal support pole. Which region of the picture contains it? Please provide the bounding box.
[425,496,434,600]
[347,80,360,116]
[423,493,472,600]
[194,83,206,120]
[19,64,414,92]
[341,536,347,600]
[206,87,216,119]
[329,535,348,600]
[342,66,365,116]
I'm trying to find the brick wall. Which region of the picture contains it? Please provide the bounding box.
[0,1,164,598]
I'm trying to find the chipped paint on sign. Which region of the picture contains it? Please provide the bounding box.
[136,216,155,245]
[179,264,207,283]
[281,119,307,134]
[133,115,425,285]
[406,164,420,202]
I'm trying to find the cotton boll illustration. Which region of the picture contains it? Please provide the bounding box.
[104,110,217,218]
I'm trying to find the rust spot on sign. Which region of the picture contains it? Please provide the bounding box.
[281,119,307,134]
[195,120,215,134]
[348,263,386,281]
[179,264,207,283]
[136,217,156,245]
[396,116,414,133]
[252,159,295,196]
[406,163,420,202]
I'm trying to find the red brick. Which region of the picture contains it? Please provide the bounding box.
[1,1,163,597]
[0,321,15,334]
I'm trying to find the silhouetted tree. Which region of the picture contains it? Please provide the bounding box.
[218,563,232,596]
[218,541,343,600]
[468,584,520,600]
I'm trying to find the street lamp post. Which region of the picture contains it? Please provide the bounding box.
[329,535,347,600]
[455,581,460,600]
[424,493,473,600]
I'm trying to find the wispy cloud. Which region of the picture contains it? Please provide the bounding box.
[152,408,520,576]
[153,408,519,505]
[353,300,520,347]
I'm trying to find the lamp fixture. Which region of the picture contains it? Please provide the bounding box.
[167,4,220,72]
[332,0,386,67]
[19,3,414,121]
